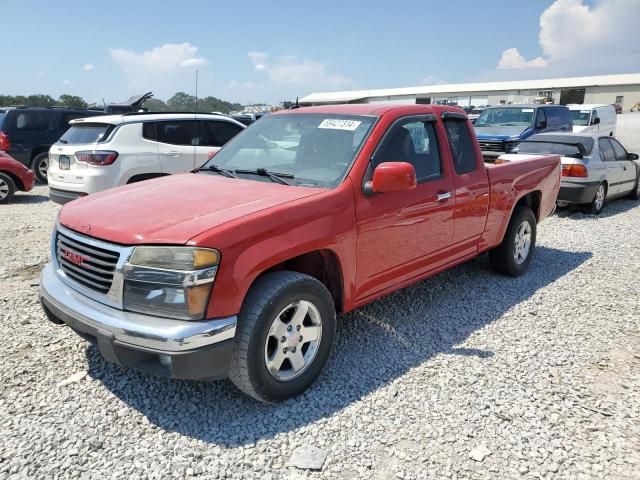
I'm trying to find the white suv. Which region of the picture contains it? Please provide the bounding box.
[47,113,245,204]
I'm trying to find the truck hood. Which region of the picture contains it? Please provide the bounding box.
[58,174,323,245]
[474,125,528,140]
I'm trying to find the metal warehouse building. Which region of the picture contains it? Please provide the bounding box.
[300,73,640,110]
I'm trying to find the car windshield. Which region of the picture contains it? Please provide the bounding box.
[515,139,593,156]
[58,123,113,144]
[474,107,535,127]
[199,113,376,188]
[570,110,591,126]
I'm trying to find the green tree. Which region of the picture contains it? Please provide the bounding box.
[26,94,57,107]
[167,92,196,111]
[144,98,168,112]
[57,94,88,109]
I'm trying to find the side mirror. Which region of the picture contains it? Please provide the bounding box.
[628,153,639,160]
[364,162,417,195]
[591,117,600,125]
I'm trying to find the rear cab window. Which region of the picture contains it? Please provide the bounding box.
[58,123,115,144]
[443,119,477,174]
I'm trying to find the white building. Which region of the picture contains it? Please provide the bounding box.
[300,73,640,110]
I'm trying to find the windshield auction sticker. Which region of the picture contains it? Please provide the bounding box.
[318,119,362,131]
[522,108,534,112]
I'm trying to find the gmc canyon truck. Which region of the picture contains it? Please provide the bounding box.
[40,105,560,403]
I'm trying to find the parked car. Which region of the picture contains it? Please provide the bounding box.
[467,106,486,122]
[474,104,572,160]
[39,104,560,402]
[47,112,245,205]
[0,151,35,203]
[0,107,105,183]
[567,104,616,136]
[501,133,640,214]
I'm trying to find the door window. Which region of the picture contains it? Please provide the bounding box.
[608,138,629,160]
[443,119,477,175]
[599,138,616,162]
[153,120,200,146]
[375,120,441,181]
[202,120,243,147]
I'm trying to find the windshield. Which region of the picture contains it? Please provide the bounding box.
[474,107,535,127]
[515,139,593,156]
[570,110,591,126]
[58,123,114,144]
[200,114,376,188]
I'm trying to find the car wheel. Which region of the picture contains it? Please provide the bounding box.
[228,271,336,403]
[32,153,49,184]
[587,182,606,214]
[489,206,537,277]
[0,172,16,203]
[629,174,640,200]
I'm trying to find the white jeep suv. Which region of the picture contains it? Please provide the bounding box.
[47,112,245,204]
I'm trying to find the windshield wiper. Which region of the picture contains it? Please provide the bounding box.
[235,168,294,185]
[197,164,238,178]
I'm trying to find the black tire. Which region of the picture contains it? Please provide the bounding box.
[32,153,49,184]
[586,182,606,214]
[228,271,336,403]
[0,172,16,203]
[489,206,537,277]
[628,173,640,200]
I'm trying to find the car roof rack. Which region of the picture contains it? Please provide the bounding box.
[121,111,228,116]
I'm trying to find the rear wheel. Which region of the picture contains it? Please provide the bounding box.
[0,173,16,203]
[489,206,537,277]
[587,182,606,214]
[228,271,336,403]
[32,153,49,184]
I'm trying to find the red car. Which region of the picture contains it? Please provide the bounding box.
[0,151,35,203]
[40,104,560,402]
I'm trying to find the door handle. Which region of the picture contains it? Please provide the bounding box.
[437,191,452,202]
[164,151,180,157]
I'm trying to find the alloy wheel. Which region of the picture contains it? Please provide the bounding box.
[513,220,532,265]
[264,300,322,381]
[0,178,8,200]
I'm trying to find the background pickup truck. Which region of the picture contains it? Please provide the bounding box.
[40,104,560,403]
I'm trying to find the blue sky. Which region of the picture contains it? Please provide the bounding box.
[3,0,639,105]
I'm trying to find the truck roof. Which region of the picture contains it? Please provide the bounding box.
[275,104,466,117]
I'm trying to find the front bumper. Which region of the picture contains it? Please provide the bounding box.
[39,262,236,380]
[557,181,600,205]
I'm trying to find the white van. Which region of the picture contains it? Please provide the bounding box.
[568,104,616,136]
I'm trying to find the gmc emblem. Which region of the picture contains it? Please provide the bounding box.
[63,248,89,267]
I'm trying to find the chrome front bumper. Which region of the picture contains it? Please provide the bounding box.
[40,262,237,379]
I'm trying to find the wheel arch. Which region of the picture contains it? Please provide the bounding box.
[515,190,542,222]
[30,145,52,161]
[126,172,169,184]
[0,170,24,191]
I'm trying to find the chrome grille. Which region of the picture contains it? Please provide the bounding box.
[478,140,505,152]
[56,232,120,294]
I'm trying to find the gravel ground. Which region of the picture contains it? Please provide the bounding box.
[1,117,640,479]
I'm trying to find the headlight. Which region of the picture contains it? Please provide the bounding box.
[123,246,219,320]
[505,141,520,152]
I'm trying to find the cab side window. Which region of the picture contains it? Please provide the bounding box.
[375,120,441,181]
[443,119,477,175]
[599,138,616,162]
[536,109,547,128]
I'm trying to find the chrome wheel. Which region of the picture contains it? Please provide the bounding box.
[512,220,532,265]
[38,157,48,180]
[264,300,322,381]
[594,184,605,211]
[0,178,8,200]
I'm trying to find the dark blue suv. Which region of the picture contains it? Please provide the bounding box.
[473,105,572,160]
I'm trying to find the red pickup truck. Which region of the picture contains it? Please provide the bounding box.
[40,105,560,402]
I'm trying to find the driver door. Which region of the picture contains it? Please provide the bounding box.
[355,117,455,301]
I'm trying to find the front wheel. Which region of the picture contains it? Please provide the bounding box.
[629,174,640,200]
[32,153,49,184]
[489,206,537,277]
[228,271,336,403]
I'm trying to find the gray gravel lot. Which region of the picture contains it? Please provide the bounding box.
[1,115,640,479]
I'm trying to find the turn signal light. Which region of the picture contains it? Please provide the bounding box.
[75,150,118,166]
[561,164,588,177]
